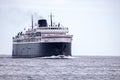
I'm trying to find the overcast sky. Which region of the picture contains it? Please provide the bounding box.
[0,0,120,56]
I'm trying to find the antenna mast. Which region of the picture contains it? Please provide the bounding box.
[50,13,53,27]
[31,15,33,29]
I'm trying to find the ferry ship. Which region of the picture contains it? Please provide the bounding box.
[12,14,73,58]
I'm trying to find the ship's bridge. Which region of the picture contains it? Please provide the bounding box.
[35,27,68,34]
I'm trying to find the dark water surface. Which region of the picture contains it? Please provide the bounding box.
[0,55,120,80]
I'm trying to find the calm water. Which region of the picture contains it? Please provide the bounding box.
[0,55,120,80]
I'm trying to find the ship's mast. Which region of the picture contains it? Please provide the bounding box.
[50,13,53,27]
[31,15,33,29]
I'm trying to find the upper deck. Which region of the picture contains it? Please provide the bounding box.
[13,15,73,43]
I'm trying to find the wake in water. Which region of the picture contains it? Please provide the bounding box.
[41,55,75,59]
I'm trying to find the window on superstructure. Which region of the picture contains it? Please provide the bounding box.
[36,32,41,36]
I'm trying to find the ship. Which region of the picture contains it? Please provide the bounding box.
[12,14,73,58]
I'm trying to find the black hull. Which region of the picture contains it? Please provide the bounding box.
[12,42,71,58]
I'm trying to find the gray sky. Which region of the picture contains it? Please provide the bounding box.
[0,0,120,56]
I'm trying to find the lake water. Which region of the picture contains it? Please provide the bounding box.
[0,55,120,80]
